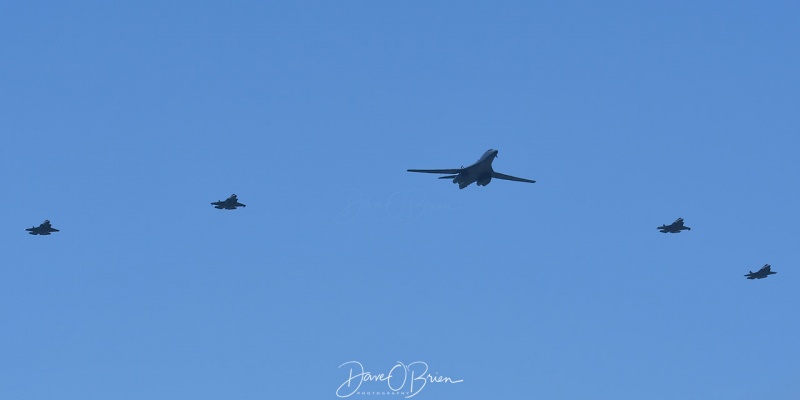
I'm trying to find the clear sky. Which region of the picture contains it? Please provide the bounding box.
[2,1,799,399]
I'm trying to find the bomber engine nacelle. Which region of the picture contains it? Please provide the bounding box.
[477,175,492,186]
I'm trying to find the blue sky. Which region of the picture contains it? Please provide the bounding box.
[2,1,799,399]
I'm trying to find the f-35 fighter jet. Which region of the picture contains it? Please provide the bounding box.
[745,264,777,280]
[407,149,536,189]
[211,194,246,210]
[657,218,691,233]
[26,220,59,235]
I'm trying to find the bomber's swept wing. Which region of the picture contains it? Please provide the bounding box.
[492,171,536,183]
[407,168,464,174]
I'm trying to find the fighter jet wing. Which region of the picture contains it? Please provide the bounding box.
[491,171,536,183]
[407,168,463,174]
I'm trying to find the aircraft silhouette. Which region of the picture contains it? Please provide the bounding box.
[745,264,777,280]
[211,194,246,210]
[657,218,691,233]
[407,149,536,189]
[26,220,59,235]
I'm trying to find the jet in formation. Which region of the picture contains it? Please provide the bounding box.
[657,218,691,233]
[407,149,536,189]
[745,264,777,280]
[212,194,246,210]
[26,220,59,235]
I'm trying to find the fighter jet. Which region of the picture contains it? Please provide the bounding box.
[26,220,59,235]
[211,194,246,210]
[407,149,536,189]
[657,218,691,233]
[745,264,777,280]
